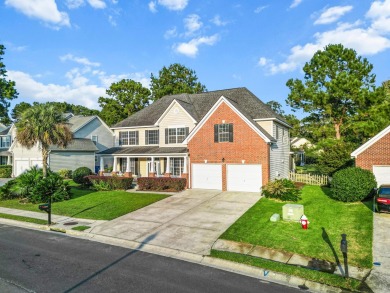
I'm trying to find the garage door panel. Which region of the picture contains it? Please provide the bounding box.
[227,164,262,192]
[192,164,222,190]
[15,160,30,177]
[373,166,390,186]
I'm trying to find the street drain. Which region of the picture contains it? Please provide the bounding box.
[63,221,78,226]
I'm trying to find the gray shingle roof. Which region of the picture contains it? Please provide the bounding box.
[50,138,98,152]
[112,87,287,128]
[99,146,187,155]
[67,116,96,133]
[0,127,11,135]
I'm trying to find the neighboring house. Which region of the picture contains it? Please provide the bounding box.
[0,125,13,166]
[291,137,312,149]
[10,114,114,176]
[100,87,291,192]
[351,124,390,186]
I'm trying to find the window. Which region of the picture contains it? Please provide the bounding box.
[214,124,233,143]
[119,131,139,146]
[0,136,11,148]
[145,130,159,145]
[170,158,184,177]
[91,135,98,145]
[165,127,189,144]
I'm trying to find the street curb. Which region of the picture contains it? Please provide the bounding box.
[0,218,345,293]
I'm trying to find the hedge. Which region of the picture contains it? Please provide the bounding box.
[137,177,186,192]
[0,165,12,178]
[86,175,133,190]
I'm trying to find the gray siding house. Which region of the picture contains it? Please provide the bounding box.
[10,114,114,176]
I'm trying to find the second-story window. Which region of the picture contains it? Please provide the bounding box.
[119,131,139,146]
[165,127,189,144]
[0,136,11,148]
[214,124,233,143]
[145,130,159,145]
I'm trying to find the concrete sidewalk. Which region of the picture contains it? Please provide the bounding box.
[0,207,106,231]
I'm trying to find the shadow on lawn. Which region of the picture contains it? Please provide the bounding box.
[321,227,344,276]
[70,202,106,218]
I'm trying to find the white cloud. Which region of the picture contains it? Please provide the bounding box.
[314,6,353,25]
[157,0,188,11]
[164,27,177,39]
[258,57,269,67]
[290,0,302,9]
[88,0,106,9]
[367,0,390,34]
[254,6,268,14]
[65,0,106,9]
[65,0,84,9]
[5,0,70,27]
[211,15,228,26]
[175,34,219,58]
[60,54,101,67]
[148,1,157,13]
[108,15,117,26]
[184,14,202,35]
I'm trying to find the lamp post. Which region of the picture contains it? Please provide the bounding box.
[340,234,348,277]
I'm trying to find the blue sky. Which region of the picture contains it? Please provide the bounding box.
[1,0,390,117]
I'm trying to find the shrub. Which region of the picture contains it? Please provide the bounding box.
[86,176,133,190]
[58,169,72,179]
[316,140,354,175]
[262,179,301,202]
[331,167,377,202]
[0,165,12,178]
[0,166,71,203]
[72,167,92,185]
[137,177,186,192]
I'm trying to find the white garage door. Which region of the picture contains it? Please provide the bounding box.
[192,164,222,190]
[373,166,390,186]
[227,164,262,192]
[14,160,30,177]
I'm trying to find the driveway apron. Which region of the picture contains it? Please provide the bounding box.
[366,212,390,293]
[90,189,261,255]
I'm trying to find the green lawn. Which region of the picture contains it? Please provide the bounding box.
[0,213,48,225]
[0,185,170,220]
[220,185,373,268]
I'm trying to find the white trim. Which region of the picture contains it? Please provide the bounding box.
[107,153,187,157]
[72,116,114,135]
[154,99,197,126]
[254,118,292,129]
[183,96,272,144]
[351,124,390,157]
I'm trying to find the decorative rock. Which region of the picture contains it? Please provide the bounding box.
[270,213,280,222]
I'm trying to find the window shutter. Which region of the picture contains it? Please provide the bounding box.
[145,130,149,145]
[229,124,234,142]
[165,128,168,144]
[135,131,139,145]
[185,127,189,137]
[214,124,219,142]
[156,131,159,143]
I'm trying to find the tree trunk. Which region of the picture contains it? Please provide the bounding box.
[42,148,49,178]
[334,123,341,140]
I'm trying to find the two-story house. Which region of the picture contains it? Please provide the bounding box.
[0,124,13,166]
[99,88,291,192]
[10,114,114,176]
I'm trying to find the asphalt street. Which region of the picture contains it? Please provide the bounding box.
[0,224,301,293]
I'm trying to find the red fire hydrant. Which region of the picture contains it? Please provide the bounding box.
[300,215,310,230]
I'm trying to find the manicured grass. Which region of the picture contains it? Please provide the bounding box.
[0,213,47,225]
[220,185,373,268]
[71,225,90,231]
[0,185,170,220]
[211,250,362,291]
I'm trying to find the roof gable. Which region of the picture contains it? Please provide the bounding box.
[351,124,390,157]
[183,96,274,144]
[154,99,197,126]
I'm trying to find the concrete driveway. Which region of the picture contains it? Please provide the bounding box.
[90,189,261,255]
[366,212,390,293]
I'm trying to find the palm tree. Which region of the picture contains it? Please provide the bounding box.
[16,104,73,177]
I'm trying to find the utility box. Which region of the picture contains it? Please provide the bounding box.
[283,204,304,222]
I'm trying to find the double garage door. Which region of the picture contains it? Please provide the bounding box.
[373,166,390,186]
[192,163,262,192]
[14,159,43,177]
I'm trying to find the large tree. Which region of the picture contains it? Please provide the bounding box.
[11,102,32,120]
[150,63,206,100]
[0,45,18,124]
[16,104,73,177]
[98,79,151,126]
[286,44,383,141]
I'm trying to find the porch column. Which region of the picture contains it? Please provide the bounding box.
[7,155,11,165]
[149,157,156,177]
[181,156,189,189]
[164,156,171,177]
[112,156,118,174]
[124,156,132,178]
[183,156,188,173]
[99,157,104,176]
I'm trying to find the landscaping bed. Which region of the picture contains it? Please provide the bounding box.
[219,185,373,268]
[0,183,170,220]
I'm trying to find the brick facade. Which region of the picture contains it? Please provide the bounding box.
[355,131,390,171]
[188,102,270,190]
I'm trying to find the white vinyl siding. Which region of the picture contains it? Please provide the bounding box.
[270,122,290,180]
[49,152,95,172]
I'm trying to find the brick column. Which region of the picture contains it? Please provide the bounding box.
[181,172,189,189]
[222,163,227,191]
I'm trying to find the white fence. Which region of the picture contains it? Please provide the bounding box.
[289,172,328,186]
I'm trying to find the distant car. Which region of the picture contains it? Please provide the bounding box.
[375,185,390,213]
